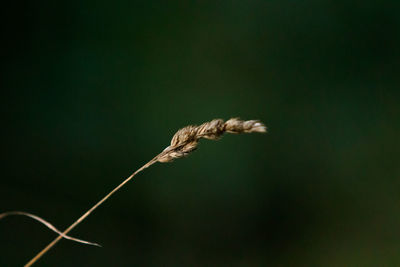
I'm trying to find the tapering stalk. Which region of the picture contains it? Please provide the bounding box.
[24,156,160,267]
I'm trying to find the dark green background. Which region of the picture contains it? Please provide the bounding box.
[1,1,399,266]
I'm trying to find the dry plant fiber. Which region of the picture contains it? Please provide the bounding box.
[0,211,100,246]
[19,117,266,266]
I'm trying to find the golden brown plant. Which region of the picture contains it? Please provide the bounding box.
[19,118,266,266]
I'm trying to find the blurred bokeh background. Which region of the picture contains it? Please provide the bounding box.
[1,1,399,266]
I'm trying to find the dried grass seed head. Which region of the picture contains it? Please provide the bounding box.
[157,118,266,163]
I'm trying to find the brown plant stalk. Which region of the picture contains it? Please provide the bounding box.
[23,118,266,267]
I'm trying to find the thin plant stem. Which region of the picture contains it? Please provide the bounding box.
[24,154,162,267]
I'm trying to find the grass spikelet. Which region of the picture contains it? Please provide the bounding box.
[158,118,266,162]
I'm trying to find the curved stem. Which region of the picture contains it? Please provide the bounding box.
[0,211,100,247]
